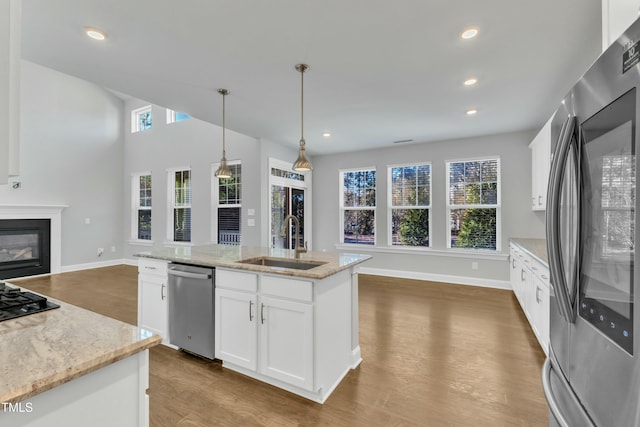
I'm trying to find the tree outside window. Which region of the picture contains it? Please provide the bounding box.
[389,163,431,247]
[341,169,376,245]
[447,159,500,250]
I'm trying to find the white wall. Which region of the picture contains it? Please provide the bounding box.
[312,130,542,285]
[123,99,263,258]
[0,60,124,267]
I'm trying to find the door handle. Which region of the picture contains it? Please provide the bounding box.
[546,115,577,323]
[261,303,265,324]
[161,284,166,300]
[536,286,542,304]
[249,300,254,321]
[521,269,526,281]
[168,268,212,280]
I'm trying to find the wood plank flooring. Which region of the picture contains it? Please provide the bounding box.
[12,266,549,426]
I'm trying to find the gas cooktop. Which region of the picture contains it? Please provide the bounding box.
[0,282,60,322]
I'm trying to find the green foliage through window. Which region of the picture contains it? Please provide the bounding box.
[448,159,499,250]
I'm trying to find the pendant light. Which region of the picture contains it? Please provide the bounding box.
[292,63,313,171]
[214,88,232,179]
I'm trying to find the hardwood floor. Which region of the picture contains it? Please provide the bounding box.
[12,266,549,426]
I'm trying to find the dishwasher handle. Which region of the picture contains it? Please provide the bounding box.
[168,268,212,280]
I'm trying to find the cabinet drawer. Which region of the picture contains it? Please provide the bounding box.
[261,275,313,302]
[216,269,258,292]
[138,258,169,276]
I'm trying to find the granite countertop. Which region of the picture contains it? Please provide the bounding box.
[136,244,372,280]
[0,288,161,404]
[510,238,548,266]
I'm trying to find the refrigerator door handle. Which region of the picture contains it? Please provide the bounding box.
[542,354,596,427]
[546,115,577,323]
[542,358,571,427]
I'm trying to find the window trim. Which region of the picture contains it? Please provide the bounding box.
[130,171,153,244]
[339,166,377,246]
[387,161,432,249]
[211,160,242,245]
[445,156,501,252]
[131,105,152,133]
[166,166,192,245]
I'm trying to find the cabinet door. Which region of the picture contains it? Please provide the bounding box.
[138,275,168,341]
[532,274,550,355]
[215,288,257,370]
[259,296,314,391]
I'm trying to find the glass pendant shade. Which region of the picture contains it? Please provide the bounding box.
[293,139,312,171]
[215,155,231,178]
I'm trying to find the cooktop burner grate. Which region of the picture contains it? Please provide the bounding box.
[0,282,60,322]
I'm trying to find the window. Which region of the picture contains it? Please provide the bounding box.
[340,169,376,245]
[166,109,190,124]
[447,158,500,250]
[168,168,192,243]
[388,163,431,247]
[216,162,241,245]
[132,173,152,241]
[131,105,152,132]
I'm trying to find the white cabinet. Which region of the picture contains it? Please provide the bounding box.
[509,243,549,355]
[215,287,257,370]
[215,267,354,403]
[215,269,314,391]
[138,258,170,344]
[602,0,640,51]
[529,116,552,211]
[259,295,313,390]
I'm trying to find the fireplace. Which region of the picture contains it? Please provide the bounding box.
[0,219,51,279]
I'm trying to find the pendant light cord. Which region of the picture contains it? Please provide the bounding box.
[300,67,304,146]
[222,91,226,156]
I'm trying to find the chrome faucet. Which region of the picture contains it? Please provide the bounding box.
[280,214,307,258]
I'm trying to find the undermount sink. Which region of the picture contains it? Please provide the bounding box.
[237,256,327,270]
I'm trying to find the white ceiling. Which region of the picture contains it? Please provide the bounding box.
[21,0,602,155]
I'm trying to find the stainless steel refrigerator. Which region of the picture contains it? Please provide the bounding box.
[543,18,640,427]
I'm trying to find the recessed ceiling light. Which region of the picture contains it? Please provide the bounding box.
[85,27,107,41]
[461,27,479,40]
[466,109,478,115]
[322,132,331,138]
[464,78,478,86]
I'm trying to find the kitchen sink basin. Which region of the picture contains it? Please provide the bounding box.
[237,256,327,270]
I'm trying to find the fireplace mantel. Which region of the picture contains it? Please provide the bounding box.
[0,204,67,275]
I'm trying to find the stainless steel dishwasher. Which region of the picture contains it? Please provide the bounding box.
[167,264,215,359]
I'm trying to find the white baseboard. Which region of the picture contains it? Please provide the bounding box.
[358,267,512,290]
[60,259,130,273]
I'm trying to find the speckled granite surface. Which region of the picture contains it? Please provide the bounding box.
[136,244,372,279]
[0,290,161,404]
[510,238,548,266]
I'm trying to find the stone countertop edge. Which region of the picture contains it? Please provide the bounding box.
[135,244,373,279]
[510,238,548,267]
[0,293,162,404]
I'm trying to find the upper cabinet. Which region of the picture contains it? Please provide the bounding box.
[602,0,640,51]
[529,116,552,211]
[0,0,21,185]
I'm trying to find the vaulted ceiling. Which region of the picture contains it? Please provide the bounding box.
[21,0,602,154]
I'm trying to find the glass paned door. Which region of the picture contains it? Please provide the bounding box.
[271,185,305,249]
[580,88,636,355]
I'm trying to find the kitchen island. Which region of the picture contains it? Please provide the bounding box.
[0,287,161,427]
[136,244,371,403]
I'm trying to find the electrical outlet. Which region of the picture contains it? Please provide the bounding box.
[471,261,479,270]
[97,248,104,257]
